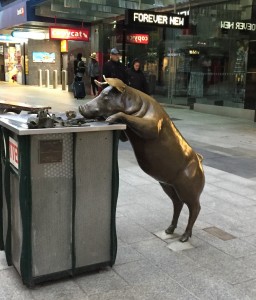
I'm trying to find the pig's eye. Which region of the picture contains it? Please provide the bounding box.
[103,94,109,101]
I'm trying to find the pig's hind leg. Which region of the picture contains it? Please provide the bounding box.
[160,183,184,236]
[173,174,203,242]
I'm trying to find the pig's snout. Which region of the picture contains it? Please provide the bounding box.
[79,104,99,118]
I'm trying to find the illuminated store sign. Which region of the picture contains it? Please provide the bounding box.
[221,21,256,31]
[61,40,68,52]
[49,27,89,41]
[17,7,24,16]
[127,34,149,44]
[126,9,189,28]
[117,33,149,44]
[189,50,200,55]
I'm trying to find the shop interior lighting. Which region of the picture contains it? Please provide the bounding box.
[11,31,49,40]
[0,34,28,43]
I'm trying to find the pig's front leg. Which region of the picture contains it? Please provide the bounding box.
[106,112,159,139]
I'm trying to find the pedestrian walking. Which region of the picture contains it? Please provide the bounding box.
[102,48,127,83]
[88,52,100,96]
[126,59,149,94]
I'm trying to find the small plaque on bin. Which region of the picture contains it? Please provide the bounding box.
[39,140,63,164]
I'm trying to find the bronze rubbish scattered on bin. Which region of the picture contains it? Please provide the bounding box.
[79,77,205,242]
[26,109,94,129]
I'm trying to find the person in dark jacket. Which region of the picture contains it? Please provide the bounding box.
[126,59,149,94]
[102,48,127,83]
[74,53,85,82]
[88,52,100,96]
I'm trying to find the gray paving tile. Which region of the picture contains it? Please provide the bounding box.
[206,188,256,207]
[182,239,256,285]
[135,182,170,201]
[175,267,250,300]
[202,183,220,194]
[121,165,156,183]
[75,268,129,296]
[87,284,196,300]
[115,245,144,265]
[119,169,153,186]
[113,260,170,286]
[131,282,198,300]
[204,173,223,184]
[195,230,256,258]
[203,165,226,176]
[116,216,154,245]
[197,212,256,238]
[87,287,137,300]
[216,172,256,187]
[131,238,200,280]
[118,181,149,206]
[212,180,256,199]
[117,203,165,227]
[234,279,256,300]
[201,193,256,221]
[241,233,256,247]
[236,253,256,282]
[0,268,34,300]
[31,279,87,300]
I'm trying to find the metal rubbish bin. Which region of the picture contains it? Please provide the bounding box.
[0,114,125,287]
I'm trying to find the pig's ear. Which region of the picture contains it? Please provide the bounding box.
[103,76,126,93]
[94,79,108,88]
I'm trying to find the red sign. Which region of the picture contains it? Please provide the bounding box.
[9,137,19,169]
[117,34,149,44]
[127,34,149,44]
[17,7,25,16]
[49,27,89,41]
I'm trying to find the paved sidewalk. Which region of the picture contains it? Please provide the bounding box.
[0,83,256,299]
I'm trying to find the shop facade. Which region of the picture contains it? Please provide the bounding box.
[1,0,256,113]
[99,0,256,112]
[0,0,91,88]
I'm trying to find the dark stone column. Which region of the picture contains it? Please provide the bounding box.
[244,0,256,112]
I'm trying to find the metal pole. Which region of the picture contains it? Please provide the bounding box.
[122,24,126,66]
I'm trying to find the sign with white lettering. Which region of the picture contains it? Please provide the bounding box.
[220,20,256,31]
[127,33,149,44]
[9,137,19,169]
[17,7,25,16]
[116,33,149,44]
[125,9,189,28]
[49,27,89,41]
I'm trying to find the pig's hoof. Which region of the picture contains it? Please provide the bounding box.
[106,116,116,124]
[179,232,191,243]
[165,225,176,235]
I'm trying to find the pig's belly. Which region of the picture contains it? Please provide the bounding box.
[131,143,193,184]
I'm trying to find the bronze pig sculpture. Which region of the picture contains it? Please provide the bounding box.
[79,77,205,242]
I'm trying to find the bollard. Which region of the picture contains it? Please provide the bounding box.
[53,70,58,89]
[62,70,67,90]
[45,69,50,88]
[38,69,42,87]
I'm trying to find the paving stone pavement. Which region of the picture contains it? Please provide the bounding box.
[0,83,256,299]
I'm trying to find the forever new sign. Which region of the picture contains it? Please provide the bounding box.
[125,9,189,29]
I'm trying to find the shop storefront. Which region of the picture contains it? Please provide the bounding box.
[2,42,23,83]
[100,0,256,112]
[0,0,91,87]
